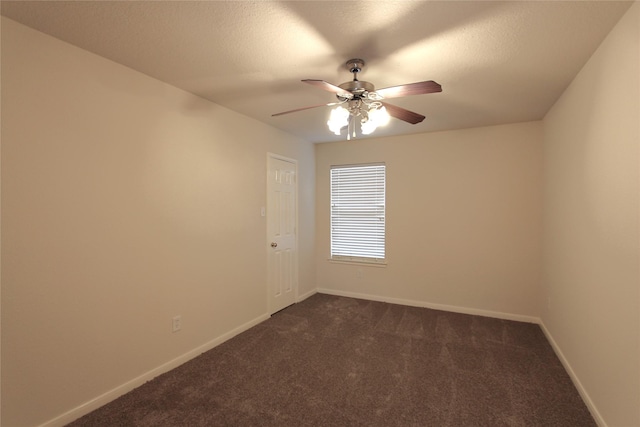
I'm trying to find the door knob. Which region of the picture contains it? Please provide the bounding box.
[271,242,278,248]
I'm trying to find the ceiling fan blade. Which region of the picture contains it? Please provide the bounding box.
[302,79,354,99]
[272,102,340,117]
[376,80,442,99]
[381,102,425,124]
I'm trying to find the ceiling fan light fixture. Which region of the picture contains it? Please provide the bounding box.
[328,103,390,137]
[327,106,349,135]
[360,105,390,135]
[360,119,377,135]
[370,105,390,126]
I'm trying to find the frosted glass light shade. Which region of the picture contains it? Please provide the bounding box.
[370,106,390,126]
[361,106,390,135]
[327,106,349,135]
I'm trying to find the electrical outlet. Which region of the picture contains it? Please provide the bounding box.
[172,315,182,333]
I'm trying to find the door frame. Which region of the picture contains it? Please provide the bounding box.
[266,152,299,314]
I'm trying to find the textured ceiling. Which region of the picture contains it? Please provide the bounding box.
[1,1,633,143]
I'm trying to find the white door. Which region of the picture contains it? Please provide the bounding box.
[267,155,297,314]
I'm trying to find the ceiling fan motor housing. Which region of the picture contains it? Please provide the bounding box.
[337,80,375,101]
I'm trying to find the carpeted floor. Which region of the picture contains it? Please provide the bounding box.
[67,294,595,426]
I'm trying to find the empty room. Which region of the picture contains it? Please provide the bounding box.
[1,1,638,426]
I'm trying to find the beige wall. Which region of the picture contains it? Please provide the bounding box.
[316,122,543,320]
[541,3,639,426]
[3,2,639,426]
[1,18,315,426]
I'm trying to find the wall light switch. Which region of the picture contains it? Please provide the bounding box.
[172,315,182,333]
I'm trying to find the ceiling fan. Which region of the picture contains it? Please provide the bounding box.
[272,58,442,138]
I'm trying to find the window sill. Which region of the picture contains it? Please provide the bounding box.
[327,258,387,268]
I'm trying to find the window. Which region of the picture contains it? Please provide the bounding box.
[330,163,385,264]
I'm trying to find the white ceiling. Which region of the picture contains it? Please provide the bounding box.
[1,1,633,143]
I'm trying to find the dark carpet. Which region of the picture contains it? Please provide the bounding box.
[67,294,595,426]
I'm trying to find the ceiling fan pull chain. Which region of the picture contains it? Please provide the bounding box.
[352,115,356,139]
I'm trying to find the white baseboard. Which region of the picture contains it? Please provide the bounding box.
[538,321,607,427]
[296,288,317,303]
[317,288,540,324]
[39,313,270,427]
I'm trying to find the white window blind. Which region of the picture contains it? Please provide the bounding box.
[330,164,385,262]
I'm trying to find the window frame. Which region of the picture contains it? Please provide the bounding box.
[329,163,386,266]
